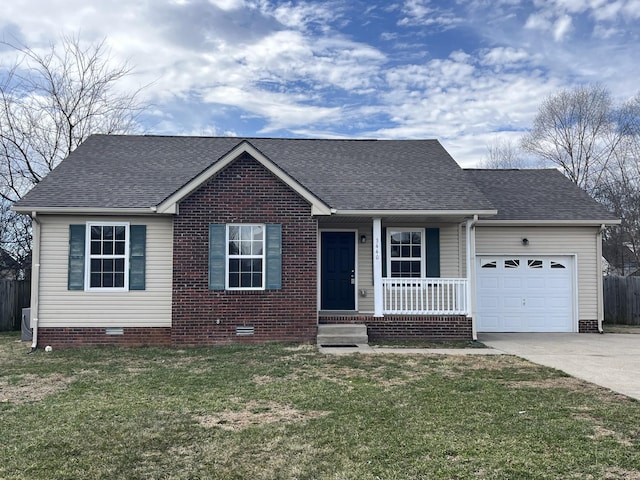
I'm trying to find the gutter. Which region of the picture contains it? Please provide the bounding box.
[597,224,606,334]
[29,211,41,353]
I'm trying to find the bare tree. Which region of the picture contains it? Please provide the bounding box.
[520,84,627,195]
[0,34,147,265]
[479,137,529,169]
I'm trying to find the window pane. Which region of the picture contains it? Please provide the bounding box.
[412,246,421,257]
[240,240,252,255]
[252,226,263,241]
[400,232,410,244]
[115,258,125,272]
[241,273,251,287]
[103,226,114,240]
[229,273,240,288]
[91,226,102,240]
[103,241,113,255]
[103,273,113,288]
[390,232,402,244]
[115,226,126,241]
[114,273,124,288]
[241,259,253,271]
[411,232,421,244]
[252,259,262,272]
[229,241,239,255]
[104,259,114,273]
[390,245,400,258]
[91,273,101,288]
[240,226,252,241]
[401,246,410,257]
[252,273,262,287]
[252,240,263,255]
[229,259,240,273]
[91,240,102,255]
[115,241,125,255]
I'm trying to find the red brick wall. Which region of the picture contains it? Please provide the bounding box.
[171,153,318,347]
[579,319,600,333]
[37,327,172,349]
[320,315,473,340]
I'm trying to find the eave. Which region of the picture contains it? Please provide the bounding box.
[476,219,621,226]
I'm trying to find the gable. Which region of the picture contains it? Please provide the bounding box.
[157,140,331,216]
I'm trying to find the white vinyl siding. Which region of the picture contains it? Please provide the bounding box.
[37,215,173,327]
[475,226,600,321]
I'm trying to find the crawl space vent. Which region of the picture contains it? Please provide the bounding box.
[236,326,255,336]
[105,327,124,336]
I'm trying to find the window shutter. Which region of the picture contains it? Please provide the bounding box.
[129,225,146,290]
[265,224,282,290]
[68,224,86,290]
[426,227,440,278]
[209,224,226,290]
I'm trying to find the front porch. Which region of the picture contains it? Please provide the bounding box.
[318,215,478,340]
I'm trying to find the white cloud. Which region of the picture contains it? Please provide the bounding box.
[553,14,573,41]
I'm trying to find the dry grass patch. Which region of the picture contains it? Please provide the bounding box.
[0,373,73,404]
[196,400,330,431]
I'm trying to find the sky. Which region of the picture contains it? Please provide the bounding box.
[1,0,639,166]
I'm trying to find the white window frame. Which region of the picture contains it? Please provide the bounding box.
[85,222,130,292]
[226,224,266,291]
[386,228,426,278]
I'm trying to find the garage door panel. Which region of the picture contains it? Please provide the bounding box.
[477,255,574,333]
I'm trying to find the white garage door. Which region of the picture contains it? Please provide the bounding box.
[476,256,575,332]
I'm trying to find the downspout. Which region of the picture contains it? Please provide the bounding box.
[466,215,478,340]
[29,211,41,353]
[596,224,606,334]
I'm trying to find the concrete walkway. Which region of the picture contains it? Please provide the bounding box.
[479,333,640,401]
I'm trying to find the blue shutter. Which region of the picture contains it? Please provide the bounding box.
[129,225,146,290]
[425,227,440,278]
[209,224,226,290]
[265,224,282,290]
[68,224,86,290]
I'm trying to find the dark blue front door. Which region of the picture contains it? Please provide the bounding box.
[321,232,355,310]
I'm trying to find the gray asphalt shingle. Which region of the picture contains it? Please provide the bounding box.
[464,169,618,221]
[15,135,494,211]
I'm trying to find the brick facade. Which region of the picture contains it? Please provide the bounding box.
[37,327,172,348]
[319,315,473,340]
[578,319,600,333]
[171,153,318,347]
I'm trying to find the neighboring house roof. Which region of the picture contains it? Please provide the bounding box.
[14,135,495,214]
[465,169,619,223]
[0,249,20,268]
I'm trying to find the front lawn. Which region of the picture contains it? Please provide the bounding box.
[1,332,639,479]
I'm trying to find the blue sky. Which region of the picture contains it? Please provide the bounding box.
[1,0,639,165]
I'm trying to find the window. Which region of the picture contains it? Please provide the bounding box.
[550,261,566,269]
[387,229,425,278]
[227,225,265,289]
[528,259,543,269]
[481,260,497,269]
[87,223,129,290]
[67,223,146,292]
[504,259,520,269]
[209,223,282,291]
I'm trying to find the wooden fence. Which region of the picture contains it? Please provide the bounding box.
[603,276,640,325]
[0,279,31,331]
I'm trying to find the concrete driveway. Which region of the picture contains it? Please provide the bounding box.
[479,333,640,400]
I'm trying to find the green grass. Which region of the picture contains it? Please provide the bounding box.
[1,332,639,479]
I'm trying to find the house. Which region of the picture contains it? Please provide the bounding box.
[0,248,22,280]
[13,135,619,348]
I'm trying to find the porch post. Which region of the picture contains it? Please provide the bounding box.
[373,217,384,317]
[466,216,478,339]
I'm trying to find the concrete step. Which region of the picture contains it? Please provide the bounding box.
[317,324,368,346]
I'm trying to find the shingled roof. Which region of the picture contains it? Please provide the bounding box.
[465,169,619,222]
[15,135,495,212]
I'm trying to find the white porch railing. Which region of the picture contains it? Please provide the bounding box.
[382,278,468,315]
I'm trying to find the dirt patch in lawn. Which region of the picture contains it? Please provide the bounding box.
[196,401,330,431]
[0,373,73,405]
